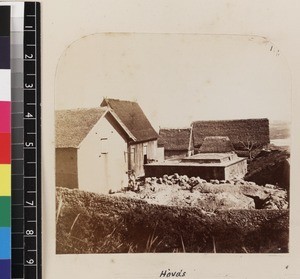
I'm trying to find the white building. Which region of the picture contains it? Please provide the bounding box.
[56,99,159,194]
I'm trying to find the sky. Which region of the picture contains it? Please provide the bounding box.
[55,33,291,130]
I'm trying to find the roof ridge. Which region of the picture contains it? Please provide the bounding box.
[56,107,108,112]
[104,97,138,103]
[192,118,269,124]
[159,127,191,130]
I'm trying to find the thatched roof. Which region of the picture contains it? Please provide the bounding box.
[199,136,234,153]
[192,118,270,149]
[158,128,192,151]
[56,107,108,148]
[101,98,158,142]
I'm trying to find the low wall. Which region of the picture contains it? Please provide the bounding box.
[144,158,247,181]
[225,159,247,180]
[144,164,225,180]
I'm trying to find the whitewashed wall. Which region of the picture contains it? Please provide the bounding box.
[156,147,165,162]
[78,116,128,194]
[146,140,157,161]
[129,142,144,177]
[130,139,158,177]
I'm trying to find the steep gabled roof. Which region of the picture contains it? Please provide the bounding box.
[199,136,234,153]
[56,107,136,148]
[100,98,158,142]
[192,118,270,149]
[158,128,192,151]
[56,107,108,148]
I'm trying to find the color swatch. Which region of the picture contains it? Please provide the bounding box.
[9,3,25,278]
[0,3,41,278]
[0,5,11,279]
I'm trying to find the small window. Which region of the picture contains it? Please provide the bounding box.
[100,137,108,154]
[130,146,136,163]
[143,144,147,155]
[143,144,148,164]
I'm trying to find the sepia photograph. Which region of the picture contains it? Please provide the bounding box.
[54,33,290,255]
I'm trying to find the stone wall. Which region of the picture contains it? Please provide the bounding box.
[144,164,225,180]
[224,159,247,180]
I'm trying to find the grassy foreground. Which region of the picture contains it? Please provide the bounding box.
[56,187,289,254]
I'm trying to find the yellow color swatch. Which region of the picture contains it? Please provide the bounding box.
[0,164,11,196]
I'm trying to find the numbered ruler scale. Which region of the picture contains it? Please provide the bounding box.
[11,2,41,279]
[23,2,41,278]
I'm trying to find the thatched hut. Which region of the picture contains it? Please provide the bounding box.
[158,128,194,159]
[199,136,234,153]
[192,118,270,157]
[56,98,159,193]
[56,107,134,193]
[100,98,159,176]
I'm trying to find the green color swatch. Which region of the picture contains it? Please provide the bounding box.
[0,197,11,227]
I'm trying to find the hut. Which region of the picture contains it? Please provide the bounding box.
[100,98,159,177]
[56,107,136,193]
[199,136,234,153]
[192,118,270,157]
[56,98,159,193]
[158,128,194,159]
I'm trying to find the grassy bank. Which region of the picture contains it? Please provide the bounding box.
[245,149,290,191]
[56,187,289,254]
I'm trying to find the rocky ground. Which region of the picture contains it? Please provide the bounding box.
[111,173,288,211]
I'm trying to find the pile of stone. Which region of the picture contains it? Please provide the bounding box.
[145,173,205,185]
[144,173,261,190]
[144,173,208,192]
[141,173,288,210]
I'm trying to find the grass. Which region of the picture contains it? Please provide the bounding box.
[145,233,162,253]
[56,187,289,254]
[69,213,80,235]
[180,235,186,253]
[56,196,63,224]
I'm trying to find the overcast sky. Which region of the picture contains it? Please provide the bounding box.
[55,33,291,130]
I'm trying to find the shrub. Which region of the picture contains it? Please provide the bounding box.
[56,187,289,254]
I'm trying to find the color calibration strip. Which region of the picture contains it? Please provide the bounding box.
[0,3,41,279]
[23,3,42,278]
[0,6,12,279]
[9,2,25,279]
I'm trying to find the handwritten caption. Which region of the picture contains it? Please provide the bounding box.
[159,269,186,278]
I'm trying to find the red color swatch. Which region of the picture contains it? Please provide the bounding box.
[0,133,10,163]
[0,102,11,133]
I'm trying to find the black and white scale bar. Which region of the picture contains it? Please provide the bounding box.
[9,2,24,278]
[23,2,41,279]
[8,3,41,278]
